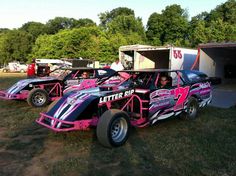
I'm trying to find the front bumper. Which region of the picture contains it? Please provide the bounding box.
[36,113,98,132]
[0,90,27,100]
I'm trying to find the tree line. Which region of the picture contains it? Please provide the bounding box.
[0,0,235,65]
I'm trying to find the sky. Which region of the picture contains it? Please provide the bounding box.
[0,0,228,29]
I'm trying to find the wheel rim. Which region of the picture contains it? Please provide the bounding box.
[111,117,128,143]
[188,102,196,117]
[32,92,46,106]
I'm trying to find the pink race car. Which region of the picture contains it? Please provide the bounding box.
[37,69,212,147]
[0,68,115,107]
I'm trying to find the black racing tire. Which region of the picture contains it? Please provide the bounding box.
[96,109,130,148]
[27,88,49,107]
[47,99,59,112]
[180,97,199,120]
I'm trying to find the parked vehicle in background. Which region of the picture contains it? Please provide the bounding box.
[37,69,212,148]
[2,62,28,73]
[35,59,72,76]
[99,63,111,69]
[2,66,9,72]
[0,68,115,107]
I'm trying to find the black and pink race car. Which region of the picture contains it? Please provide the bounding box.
[36,69,212,147]
[0,68,115,107]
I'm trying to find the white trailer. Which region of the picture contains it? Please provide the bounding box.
[198,43,236,83]
[35,59,72,67]
[119,45,198,70]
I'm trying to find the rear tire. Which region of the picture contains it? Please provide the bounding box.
[96,109,130,148]
[27,88,49,107]
[180,97,199,120]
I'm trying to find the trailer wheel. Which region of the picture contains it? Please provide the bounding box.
[180,97,199,120]
[27,88,49,107]
[96,109,130,148]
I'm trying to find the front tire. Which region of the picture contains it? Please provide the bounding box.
[180,97,199,120]
[27,88,49,107]
[96,109,130,148]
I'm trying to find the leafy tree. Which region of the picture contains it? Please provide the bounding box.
[0,33,6,64]
[225,23,236,41]
[192,11,209,21]
[0,28,9,33]
[162,5,189,46]
[99,7,146,46]
[208,19,227,42]
[103,33,129,62]
[189,0,236,46]
[146,13,165,45]
[46,17,78,34]
[97,35,114,63]
[207,0,236,25]
[146,4,189,46]
[30,34,54,59]
[31,27,102,59]
[98,7,147,62]
[107,15,146,40]
[31,25,144,63]
[0,30,33,63]
[20,22,47,40]
[75,18,96,28]
[189,20,210,46]
[99,7,134,28]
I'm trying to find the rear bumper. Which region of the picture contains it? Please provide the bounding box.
[0,90,27,100]
[36,113,98,132]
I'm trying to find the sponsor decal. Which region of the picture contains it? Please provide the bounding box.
[66,92,88,106]
[199,82,210,89]
[191,82,211,96]
[98,70,107,75]
[99,89,134,103]
[150,98,171,109]
[150,89,171,99]
[150,86,190,111]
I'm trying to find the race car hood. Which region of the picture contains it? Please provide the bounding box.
[45,85,133,126]
[46,88,100,127]
[5,77,58,95]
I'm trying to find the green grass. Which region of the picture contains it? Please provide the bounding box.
[0,73,235,176]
